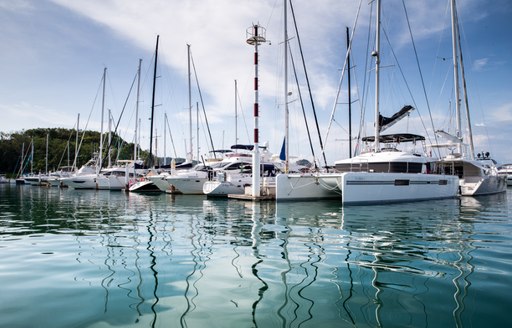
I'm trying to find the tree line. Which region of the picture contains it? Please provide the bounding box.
[0,128,145,177]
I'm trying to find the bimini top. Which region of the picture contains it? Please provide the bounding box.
[231,144,254,151]
[362,133,426,144]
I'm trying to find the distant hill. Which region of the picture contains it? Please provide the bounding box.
[0,128,143,177]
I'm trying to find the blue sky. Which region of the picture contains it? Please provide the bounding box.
[1,0,511,164]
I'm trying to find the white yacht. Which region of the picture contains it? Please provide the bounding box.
[277,134,459,204]
[97,160,143,191]
[432,1,506,196]
[60,158,98,189]
[203,162,279,197]
[276,0,459,205]
[497,163,512,186]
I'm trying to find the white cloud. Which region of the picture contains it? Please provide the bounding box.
[472,58,489,71]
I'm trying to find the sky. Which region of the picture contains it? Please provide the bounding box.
[1,0,511,165]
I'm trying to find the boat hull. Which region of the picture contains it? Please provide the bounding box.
[275,173,341,200]
[460,175,507,196]
[340,172,459,205]
[128,180,161,193]
[166,177,206,194]
[61,175,98,189]
[276,172,459,205]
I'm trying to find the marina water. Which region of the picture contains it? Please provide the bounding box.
[1,184,511,327]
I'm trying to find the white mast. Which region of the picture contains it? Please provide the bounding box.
[451,0,463,156]
[373,0,381,152]
[74,113,79,171]
[108,109,112,168]
[134,58,141,161]
[235,79,238,144]
[164,112,167,166]
[45,133,49,175]
[187,44,193,162]
[98,67,106,175]
[196,102,200,161]
[284,0,289,173]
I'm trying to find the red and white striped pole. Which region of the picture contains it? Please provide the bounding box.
[246,24,266,197]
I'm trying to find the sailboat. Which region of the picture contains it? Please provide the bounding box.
[276,0,459,204]
[61,68,108,190]
[433,0,506,196]
[129,35,163,193]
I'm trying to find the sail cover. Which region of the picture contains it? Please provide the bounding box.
[379,105,414,132]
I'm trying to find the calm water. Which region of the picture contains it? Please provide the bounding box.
[0,184,511,328]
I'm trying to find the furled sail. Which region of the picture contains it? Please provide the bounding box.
[379,105,414,132]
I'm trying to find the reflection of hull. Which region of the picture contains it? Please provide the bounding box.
[128,179,161,192]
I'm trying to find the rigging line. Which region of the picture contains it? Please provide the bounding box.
[381,26,432,146]
[56,123,78,169]
[456,10,476,158]
[402,0,441,157]
[190,49,216,156]
[353,0,375,157]
[289,0,325,169]
[101,71,138,167]
[289,44,318,170]
[164,113,178,158]
[322,0,363,161]
[73,71,104,169]
[236,84,251,144]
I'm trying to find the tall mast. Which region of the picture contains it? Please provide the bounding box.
[74,113,79,170]
[149,35,159,168]
[30,139,33,174]
[373,0,381,152]
[98,67,106,175]
[196,102,200,161]
[45,133,49,174]
[235,79,238,144]
[450,0,462,156]
[347,27,352,158]
[164,112,167,166]
[284,0,289,172]
[134,58,141,161]
[187,44,193,162]
[107,109,112,168]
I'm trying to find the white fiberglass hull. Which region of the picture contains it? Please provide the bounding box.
[61,175,98,189]
[340,172,459,205]
[147,175,172,192]
[128,179,161,192]
[276,172,459,205]
[167,177,207,195]
[275,173,342,200]
[203,181,245,197]
[203,175,251,197]
[95,176,127,190]
[460,175,507,196]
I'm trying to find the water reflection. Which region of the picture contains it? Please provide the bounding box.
[0,184,510,327]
